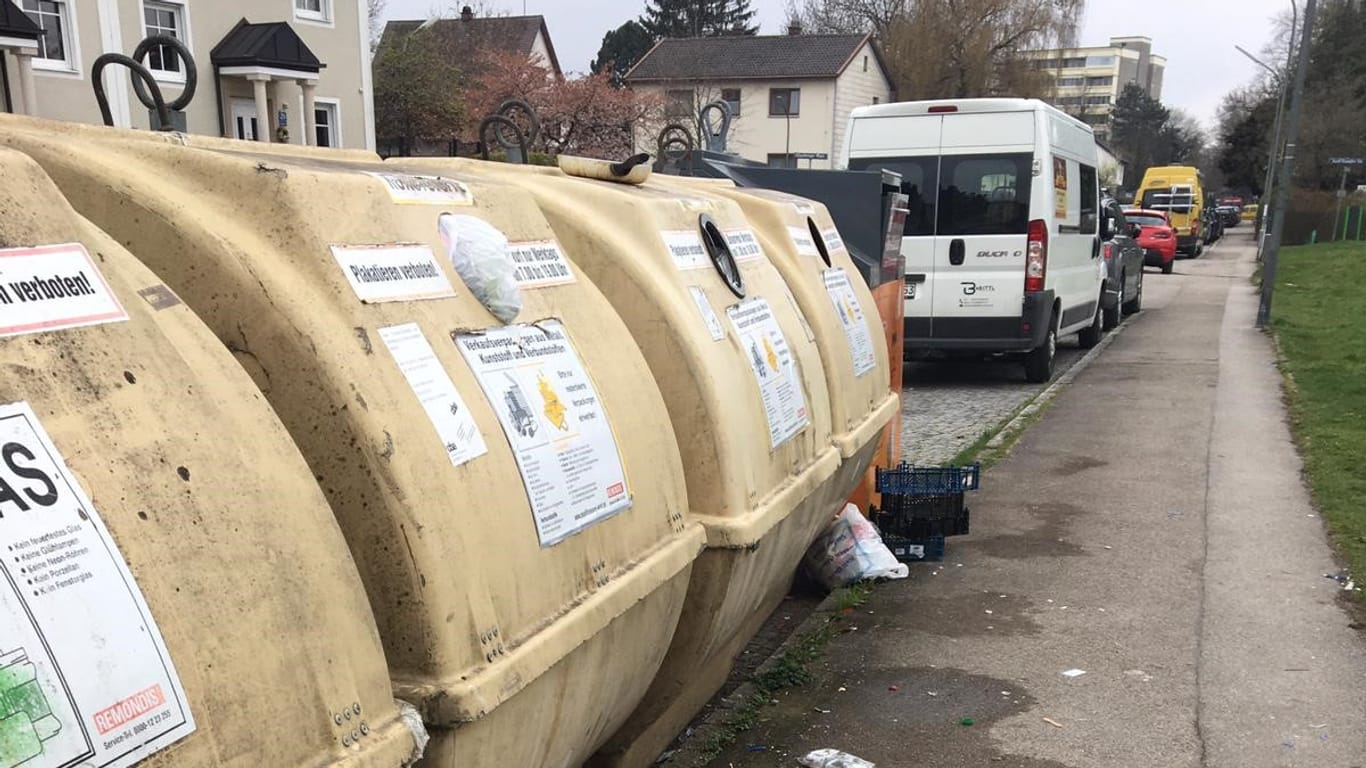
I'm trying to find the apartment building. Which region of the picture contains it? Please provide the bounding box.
[1024,35,1166,140]
[0,0,374,149]
[625,25,892,170]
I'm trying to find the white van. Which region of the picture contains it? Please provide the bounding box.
[841,98,1107,382]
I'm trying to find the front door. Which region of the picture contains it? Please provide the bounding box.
[231,98,258,141]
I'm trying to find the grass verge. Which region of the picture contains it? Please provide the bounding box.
[1270,239,1366,597]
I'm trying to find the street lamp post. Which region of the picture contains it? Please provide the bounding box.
[1258,0,1317,328]
[1235,1,1298,259]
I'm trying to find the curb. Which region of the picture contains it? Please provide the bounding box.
[982,313,1130,454]
[663,304,1133,766]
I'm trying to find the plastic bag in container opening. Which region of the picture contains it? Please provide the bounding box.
[438,212,522,323]
[802,504,908,589]
[799,749,876,768]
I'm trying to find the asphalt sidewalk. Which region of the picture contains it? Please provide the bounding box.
[702,231,1366,767]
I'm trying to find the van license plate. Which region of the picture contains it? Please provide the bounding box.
[904,283,916,300]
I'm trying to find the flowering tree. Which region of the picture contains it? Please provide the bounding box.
[468,51,664,160]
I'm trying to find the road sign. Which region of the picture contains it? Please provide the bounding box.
[792,152,829,160]
[1329,157,1365,165]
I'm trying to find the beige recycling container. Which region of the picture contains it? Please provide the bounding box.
[0,147,425,767]
[398,157,851,767]
[0,116,705,768]
[657,177,899,479]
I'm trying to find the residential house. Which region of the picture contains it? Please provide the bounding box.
[625,24,892,170]
[374,6,561,155]
[1022,35,1167,140]
[0,0,374,149]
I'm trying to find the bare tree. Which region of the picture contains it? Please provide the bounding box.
[786,0,906,34]
[368,0,387,52]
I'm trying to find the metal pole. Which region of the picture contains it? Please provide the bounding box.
[1258,0,1316,328]
[1263,2,1297,249]
[1332,166,1348,241]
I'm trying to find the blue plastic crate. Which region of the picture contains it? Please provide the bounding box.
[881,533,945,563]
[876,462,981,495]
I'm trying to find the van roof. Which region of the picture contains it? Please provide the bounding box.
[850,98,1089,131]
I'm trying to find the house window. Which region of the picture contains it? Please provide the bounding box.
[294,0,332,23]
[862,55,868,72]
[1056,77,1084,87]
[1085,55,1116,68]
[767,153,796,169]
[143,1,187,79]
[769,88,799,117]
[1085,76,1113,87]
[22,0,74,70]
[720,88,741,117]
[872,96,880,104]
[665,89,692,119]
[314,100,340,147]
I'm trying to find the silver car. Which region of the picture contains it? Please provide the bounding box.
[1100,197,1144,329]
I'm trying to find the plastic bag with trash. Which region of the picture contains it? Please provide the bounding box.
[802,504,909,589]
[438,213,522,323]
[799,748,876,768]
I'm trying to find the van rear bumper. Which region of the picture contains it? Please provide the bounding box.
[904,290,1054,353]
[1176,234,1198,252]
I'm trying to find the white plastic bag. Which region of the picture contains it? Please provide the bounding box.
[438,213,522,323]
[799,748,876,768]
[802,504,908,589]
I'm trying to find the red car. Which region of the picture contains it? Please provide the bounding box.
[1123,208,1178,274]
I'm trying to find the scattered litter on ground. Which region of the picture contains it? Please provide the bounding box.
[1042,717,1064,728]
[888,685,898,692]
[1123,669,1153,682]
[654,748,677,764]
[1061,669,1087,678]
[814,707,831,714]
[837,686,847,692]
[1103,545,1113,550]
[984,609,993,615]
[926,691,938,697]
[1311,723,1327,729]
[1000,691,1010,696]
[959,717,975,726]
[798,748,875,767]
[746,744,768,752]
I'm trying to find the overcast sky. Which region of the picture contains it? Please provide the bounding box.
[384,0,1294,128]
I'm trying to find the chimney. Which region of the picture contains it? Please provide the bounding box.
[460,5,473,21]
[787,19,803,35]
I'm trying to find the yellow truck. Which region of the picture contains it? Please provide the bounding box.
[1136,166,1206,257]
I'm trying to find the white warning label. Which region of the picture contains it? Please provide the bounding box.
[821,227,848,256]
[367,172,474,205]
[724,228,765,262]
[0,402,194,768]
[330,244,455,304]
[660,230,710,271]
[823,269,877,377]
[688,286,726,341]
[455,323,630,546]
[507,241,576,288]
[787,226,820,257]
[0,244,128,338]
[726,298,809,448]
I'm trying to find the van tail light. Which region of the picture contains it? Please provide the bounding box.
[1102,242,1113,261]
[1190,225,1198,236]
[928,105,958,113]
[1026,219,1047,293]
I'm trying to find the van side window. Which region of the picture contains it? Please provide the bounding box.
[1079,164,1098,235]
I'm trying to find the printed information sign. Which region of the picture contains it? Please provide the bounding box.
[726,298,809,448]
[455,322,630,546]
[660,230,710,271]
[367,172,474,205]
[822,269,877,377]
[0,402,194,768]
[379,323,487,468]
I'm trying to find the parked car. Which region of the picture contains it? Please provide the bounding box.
[1101,198,1143,328]
[1123,208,1178,274]
[1203,205,1224,244]
[1217,205,1242,228]
[844,98,1107,383]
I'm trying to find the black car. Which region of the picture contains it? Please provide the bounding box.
[1100,198,1144,329]
[1217,205,1242,228]
[1203,206,1224,245]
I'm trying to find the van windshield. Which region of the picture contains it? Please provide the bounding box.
[849,153,1034,237]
